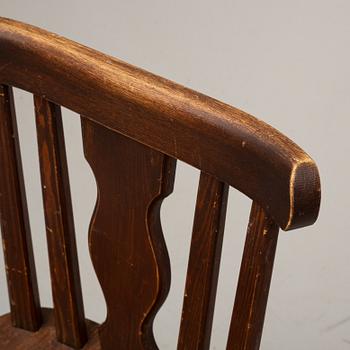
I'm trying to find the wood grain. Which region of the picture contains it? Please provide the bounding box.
[81,117,176,349]
[0,17,322,350]
[178,172,228,350]
[0,17,321,230]
[34,96,87,348]
[0,84,42,331]
[226,202,279,350]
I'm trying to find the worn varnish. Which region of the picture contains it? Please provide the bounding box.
[81,118,176,350]
[0,17,321,350]
[178,172,228,350]
[34,96,87,348]
[0,85,42,331]
[0,17,320,230]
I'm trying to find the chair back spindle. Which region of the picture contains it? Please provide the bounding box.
[34,95,87,348]
[178,172,229,350]
[0,85,42,332]
[227,202,279,349]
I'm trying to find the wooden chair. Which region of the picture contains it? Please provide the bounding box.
[0,18,320,350]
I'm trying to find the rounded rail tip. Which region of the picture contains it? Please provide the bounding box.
[284,158,320,230]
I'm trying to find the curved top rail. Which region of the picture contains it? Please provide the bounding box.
[0,17,320,230]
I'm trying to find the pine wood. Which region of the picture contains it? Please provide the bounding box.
[34,96,87,348]
[0,17,321,350]
[0,84,42,331]
[178,172,228,350]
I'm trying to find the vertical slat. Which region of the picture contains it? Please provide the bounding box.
[0,85,42,331]
[81,117,176,350]
[226,201,279,350]
[178,172,229,350]
[34,96,87,348]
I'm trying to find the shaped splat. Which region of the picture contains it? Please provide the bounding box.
[81,117,176,350]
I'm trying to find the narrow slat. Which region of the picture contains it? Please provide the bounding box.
[0,85,42,330]
[178,172,229,350]
[34,96,87,348]
[226,201,279,350]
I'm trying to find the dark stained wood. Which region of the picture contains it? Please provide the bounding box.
[0,308,100,350]
[0,17,322,350]
[226,202,279,350]
[34,96,87,348]
[0,17,321,230]
[81,117,176,350]
[0,84,42,331]
[178,172,228,350]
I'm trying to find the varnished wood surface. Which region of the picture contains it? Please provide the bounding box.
[0,308,100,350]
[81,118,176,349]
[0,17,322,350]
[226,202,279,350]
[0,85,42,331]
[0,17,320,230]
[34,96,87,348]
[178,172,228,350]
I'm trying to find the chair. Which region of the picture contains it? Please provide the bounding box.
[0,17,321,350]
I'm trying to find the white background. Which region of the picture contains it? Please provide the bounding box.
[1,1,349,349]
